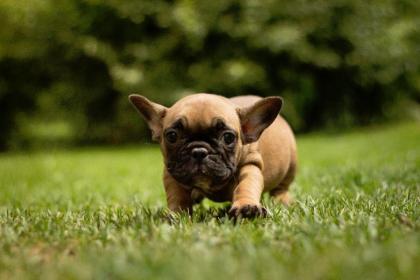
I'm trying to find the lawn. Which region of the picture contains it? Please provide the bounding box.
[0,122,419,280]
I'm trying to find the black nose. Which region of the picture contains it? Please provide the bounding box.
[191,147,208,160]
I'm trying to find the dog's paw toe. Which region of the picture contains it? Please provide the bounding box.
[229,204,268,219]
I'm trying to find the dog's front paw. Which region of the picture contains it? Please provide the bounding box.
[229,203,268,219]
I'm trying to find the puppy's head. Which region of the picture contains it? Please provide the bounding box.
[129,93,282,192]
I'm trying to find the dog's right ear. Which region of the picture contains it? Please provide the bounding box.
[237,96,283,144]
[129,94,167,142]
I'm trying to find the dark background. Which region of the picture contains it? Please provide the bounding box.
[0,0,419,150]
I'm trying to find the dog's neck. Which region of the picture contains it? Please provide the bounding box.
[190,175,237,201]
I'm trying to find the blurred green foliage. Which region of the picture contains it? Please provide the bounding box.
[0,0,419,150]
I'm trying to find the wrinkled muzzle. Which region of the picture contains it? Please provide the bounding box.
[166,141,235,190]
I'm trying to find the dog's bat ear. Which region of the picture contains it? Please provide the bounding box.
[129,94,168,142]
[237,96,283,144]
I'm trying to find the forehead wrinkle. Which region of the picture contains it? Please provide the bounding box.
[188,107,236,132]
[168,116,187,129]
[164,97,240,131]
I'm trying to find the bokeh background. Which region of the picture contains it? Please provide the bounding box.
[1,0,419,151]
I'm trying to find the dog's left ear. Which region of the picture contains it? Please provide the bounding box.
[129,94,168,142]
[237,96,283,144]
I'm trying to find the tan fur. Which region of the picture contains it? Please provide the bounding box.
[130,93,297,217]
[230,95,297,214]
[163,169,193,212]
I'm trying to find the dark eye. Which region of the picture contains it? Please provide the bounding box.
[165,131,178,143]
[223,132,235,145]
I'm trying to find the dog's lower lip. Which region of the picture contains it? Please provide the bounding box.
[197,166,207,175]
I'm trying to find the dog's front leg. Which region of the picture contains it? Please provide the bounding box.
[229,164,266,218]
[163,170,193,214]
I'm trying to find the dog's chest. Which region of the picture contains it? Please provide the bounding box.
[190,180,235,203]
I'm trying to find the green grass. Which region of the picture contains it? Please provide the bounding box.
[0,122,419,280]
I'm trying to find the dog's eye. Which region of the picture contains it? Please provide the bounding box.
[165,131,178,143]
[223,132,235,145]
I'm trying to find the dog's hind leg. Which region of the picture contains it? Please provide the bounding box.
[269,161,296,206]
[270,188,292,206]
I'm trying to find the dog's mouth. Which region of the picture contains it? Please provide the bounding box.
[166,156,235,191]
[195,164,210,175]
[166,140,237,192]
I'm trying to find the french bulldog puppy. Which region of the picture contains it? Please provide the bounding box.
[129,93,297,218]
